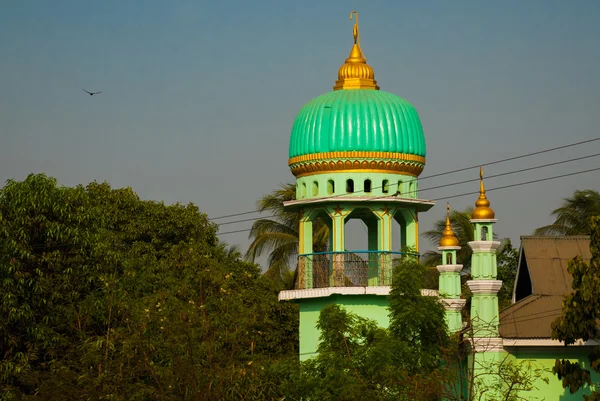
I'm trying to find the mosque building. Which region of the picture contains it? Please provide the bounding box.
[278,13,598,400]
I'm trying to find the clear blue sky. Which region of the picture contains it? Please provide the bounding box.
[2,0,599,261]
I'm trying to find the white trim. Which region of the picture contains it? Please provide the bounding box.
[470,337,504,352]
[437,264,463,273]
[283,196,435,212]
[502,338,599,347]
[278,287,438,301]
[467,280,503,294]
[470,219,498,223]
[468,241,501,252]
[438,246,461,251]
[441,298,466,311]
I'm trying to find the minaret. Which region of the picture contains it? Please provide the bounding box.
[437,203,466,332]
[467,168,502,338]
[279,13,434,360]
[467,168,503,398]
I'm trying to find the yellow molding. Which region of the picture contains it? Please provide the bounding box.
[288,151,426,165]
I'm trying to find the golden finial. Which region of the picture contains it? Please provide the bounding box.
[471,167,496,219]
[333,11,379,91]
[440,203,460,247]
[351,11,360,46]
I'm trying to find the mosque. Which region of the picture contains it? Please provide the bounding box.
[276,13,598,400]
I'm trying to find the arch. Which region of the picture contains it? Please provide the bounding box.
[346,179,354,193]
[301,182,306,199]
[397,180,403,196]
[364,179,372,193]
[481,226,488,241]
[382,179,389,194]
[327,179,335,195]
[409,181,415,198]
[312,181,319,197]
[446,253,453,265]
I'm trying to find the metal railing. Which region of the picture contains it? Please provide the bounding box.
[295,250,418,289]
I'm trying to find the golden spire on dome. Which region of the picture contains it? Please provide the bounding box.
[471,167,496,219]
[440,203,460,247]
[333,11,380,91]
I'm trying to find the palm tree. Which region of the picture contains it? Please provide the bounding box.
[421,207,475,270]
[534,189,600,236]
[245,183,329,287]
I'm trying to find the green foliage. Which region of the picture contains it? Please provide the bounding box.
[535,189,600,236]
[496,239,519,310]
[422,207,475,269]
[551,216,600,399]
[0,174,298,400]
[244,183,329,288]
[286,257,450,400]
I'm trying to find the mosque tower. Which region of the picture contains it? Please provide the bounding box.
[467,168,503,394]
[278,13,435,360]
[437,204,466,332]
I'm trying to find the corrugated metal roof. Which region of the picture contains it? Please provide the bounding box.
[500,236,591,339]
[520,236,591,295]
[499,294,563,338]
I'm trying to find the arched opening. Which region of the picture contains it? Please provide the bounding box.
[327,179,335,195]
[446,253,453,265]
[409,181,415,198]
[346,179,354,193]
[481,226,488,241]
[382,179,389,194]
[364,179,372,193]
[344,208,378,286]
[301,182,306,199]
[312,181,319,197]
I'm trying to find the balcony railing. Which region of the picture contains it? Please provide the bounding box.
[295,251,418,289]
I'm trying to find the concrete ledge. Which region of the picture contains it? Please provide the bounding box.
[442,298,467,311]
[467,280,503,294]
[279,287,439,301]
[502,338,599,347]
[437,264,463,273]
[471,337,504,352]
[468,241,501,252]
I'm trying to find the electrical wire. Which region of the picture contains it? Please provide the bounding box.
[214,152,600,232]
[217,165,600,235]
[209,136,600,221]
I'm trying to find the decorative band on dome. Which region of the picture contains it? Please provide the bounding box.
[288,151,425,178]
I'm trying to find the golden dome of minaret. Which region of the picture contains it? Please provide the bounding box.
[333,11,379,91]
[471,167,495,219]
[440,203,460,247]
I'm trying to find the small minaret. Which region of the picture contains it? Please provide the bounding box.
[467,168,502,339]
[437,203,466,332]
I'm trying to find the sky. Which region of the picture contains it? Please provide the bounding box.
[1,0,599,266]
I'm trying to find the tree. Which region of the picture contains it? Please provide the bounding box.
[551,216,600,400]
[534,189,600,236]
[245,183,329,288]
[284,257,451,400]
[0,174,299,400]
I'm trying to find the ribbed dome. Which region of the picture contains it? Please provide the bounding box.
[289,89,426,158]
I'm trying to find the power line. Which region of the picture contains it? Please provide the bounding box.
[209,136,600,221]
[215,152,600,230]
[217,165,600,235]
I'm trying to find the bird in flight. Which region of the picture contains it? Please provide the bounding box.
[82,88,102,96]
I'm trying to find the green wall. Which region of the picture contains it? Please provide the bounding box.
[504,348,600,400]
[297,294,390,361]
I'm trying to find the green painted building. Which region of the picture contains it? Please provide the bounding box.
[279,15,438,361]
[279,14,598,400]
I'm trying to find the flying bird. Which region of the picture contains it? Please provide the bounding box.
[82,88,102,96]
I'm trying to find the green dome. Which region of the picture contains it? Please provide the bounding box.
[289,90,426,159]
